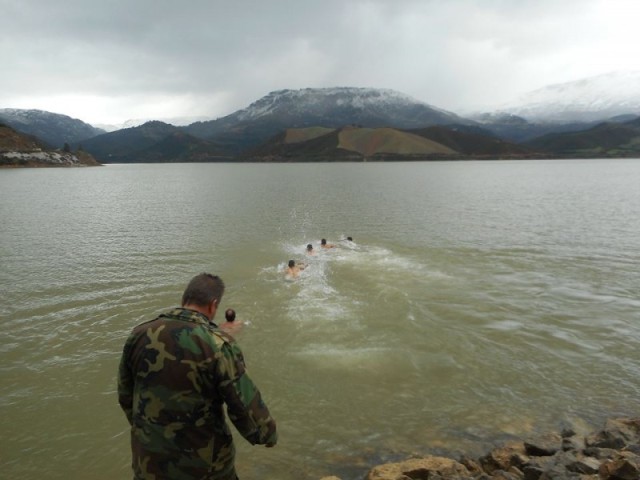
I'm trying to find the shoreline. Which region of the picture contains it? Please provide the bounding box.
[320,417,639,480]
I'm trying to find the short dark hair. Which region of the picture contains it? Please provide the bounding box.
[321,239,327,245]
[288,260,295,268]
[225,308,236,322]
[347,236,353,241]
[306,244,313,250]
[181,273,225,307]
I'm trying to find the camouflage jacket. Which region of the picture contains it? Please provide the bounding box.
[118,308,277,480]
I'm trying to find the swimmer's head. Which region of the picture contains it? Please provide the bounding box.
[225,308,236,322]
[288,260,295,268]
[306,244,313,251]
[347,236,353,241]
[321,239,327,245]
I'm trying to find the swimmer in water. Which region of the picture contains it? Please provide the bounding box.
[284,259,306,279]
[321,238,336,249]
[219,308,242,335]
[306,244,316,256]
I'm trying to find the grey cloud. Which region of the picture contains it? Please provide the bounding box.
[1,0,637,123]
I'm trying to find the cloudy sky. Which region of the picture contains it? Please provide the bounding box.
[2,0,639,125]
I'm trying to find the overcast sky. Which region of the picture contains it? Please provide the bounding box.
[2,0,639,125]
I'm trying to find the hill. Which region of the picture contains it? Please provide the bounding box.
[0,123,100,167]
[526,117,640,157]
[81,121,230,163]
[184,87,473,153]
[409,125,533,155]
[0,109,104,148]
[244,125,537,161]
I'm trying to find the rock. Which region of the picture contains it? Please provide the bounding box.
[522,465,544,480]
[479,441,528,474]
[366,456,472,480]
[560,428,576,438]
[583,446,618,460]
[585,418,640,450]
[624,444,640,455]
[524,432,562,456]
[323,418,640,480]
[599,451,640,480]
[491,470,523,480]
[561,435,585,452]
[565,454,601,475]
[459,456,483,476]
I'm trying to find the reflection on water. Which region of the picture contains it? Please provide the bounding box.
[1,160,640,480]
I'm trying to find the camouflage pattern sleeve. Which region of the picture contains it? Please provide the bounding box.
[213,333,278,446]
[117,334,134,425]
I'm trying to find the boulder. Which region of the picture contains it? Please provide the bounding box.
[524,432,562,457]
[479,440,528,474]
[599,450,640,480]
[585,418,640,450]
[366,456,472,480]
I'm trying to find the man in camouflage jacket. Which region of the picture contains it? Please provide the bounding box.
[118,273,277,480]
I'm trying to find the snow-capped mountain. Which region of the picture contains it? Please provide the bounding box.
[0,108,104,148]
[497,71,640,123]
[232,87,459,123]
[183,87,471,152]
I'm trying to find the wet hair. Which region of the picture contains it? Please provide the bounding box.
[306,244,313,250]
[347,236,353,241]
[288,260,295,268]
[225,308,236,322]
[321,239,327,245]
[181,273,225,307]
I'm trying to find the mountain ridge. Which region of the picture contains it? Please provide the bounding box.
[0,108,105,148]
[494,71,640,123]
[4,75,640,163]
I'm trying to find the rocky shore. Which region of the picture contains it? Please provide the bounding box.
[320,417,639,480]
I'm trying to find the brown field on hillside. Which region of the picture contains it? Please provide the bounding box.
[337,127,456,156]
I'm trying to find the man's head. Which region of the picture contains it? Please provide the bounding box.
[225,308,236,322]
[321,239,327,245]
[306,244,313,251]
[288,260,296,268]
[347,236,353,241]
[181,273,225,319]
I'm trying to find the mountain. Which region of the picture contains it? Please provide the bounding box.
[81,121,229,163]
[0,109,105,148]
[525,117,640,156]
[95,115,214,132]
[184,87,473,153]
[495,71,640,123]
[0,123,100,167]
[245,125,535,161]
[470,112,602,143]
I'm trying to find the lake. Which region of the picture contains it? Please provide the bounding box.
[1,160,639,480]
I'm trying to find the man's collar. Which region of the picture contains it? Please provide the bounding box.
[163,307,210,325]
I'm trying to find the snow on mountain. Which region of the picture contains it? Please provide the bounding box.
[233,87,456,122]
[498,71,640,123]
[182,87,471,153]
[0,108,104,147]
